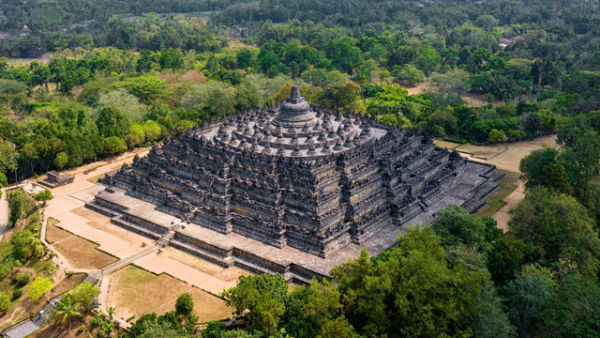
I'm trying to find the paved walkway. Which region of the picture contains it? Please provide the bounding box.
[2,320,39,338]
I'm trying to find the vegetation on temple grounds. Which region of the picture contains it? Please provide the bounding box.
[0,189,61,329]
[0,0,600,336]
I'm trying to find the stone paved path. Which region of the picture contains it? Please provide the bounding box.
[2,320,39,338]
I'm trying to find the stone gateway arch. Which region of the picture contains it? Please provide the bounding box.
[88,87,502,282]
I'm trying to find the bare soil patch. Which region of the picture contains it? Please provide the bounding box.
[106,266,231,323]
[46,222,118,270]
[158,70,206,85]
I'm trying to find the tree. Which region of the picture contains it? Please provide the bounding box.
[283,279,349,337]
[236,48,253,69]
[432,204,502,254]
[29,61,50,89]
[159,48,183,70]
[566,131,600,202]
[96,106,131,138]
[223,274,288,335]
[415,47,441,75]
[28,276,53,301]
[543,273,600,336]
[12,229,44,261]
[332,227,489,337]
[520,148,573,195]
[202,321,226,338]
[322,81,362,111]
[53,152,69,170]
[388,227,488,336]
[473,282,515,338]
[34,189,53,206]
[0,293,10,314]
[394,64,425,86]
[136,50,153,73]
[0,139,17,176]
[103,136,127,155]
[509,187,600,277]
[319,316,357,338]
[506,265,555,337]
[7,190,36,226]
[53,295,83,331]
[175,293,194,318]
[70,281,100,313]
[488,128,507,143]
[487,235,528,286]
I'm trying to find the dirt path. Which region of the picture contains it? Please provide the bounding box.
[493,181,525,231]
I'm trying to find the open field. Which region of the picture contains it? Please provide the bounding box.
[435,134,559,172]
[106,265,232,323]
[46,220,118,270]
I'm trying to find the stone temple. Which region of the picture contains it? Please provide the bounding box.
[88,87,503,282]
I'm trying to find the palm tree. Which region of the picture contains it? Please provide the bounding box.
[53,295,82,331]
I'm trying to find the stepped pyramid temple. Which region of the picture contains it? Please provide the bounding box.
[88,87,503,282]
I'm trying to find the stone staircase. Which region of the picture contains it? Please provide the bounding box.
[158,230,175,247]
[82,273,99,286]
[32,295,61,327]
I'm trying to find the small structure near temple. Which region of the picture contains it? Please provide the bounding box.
[40,170,74,188]
[88,87,502,282]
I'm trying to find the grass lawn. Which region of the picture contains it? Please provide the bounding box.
[477,170,521,218]
[107,265,232,323]
[46,220,118,269]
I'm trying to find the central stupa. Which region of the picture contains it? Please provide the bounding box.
[89,87,502,280]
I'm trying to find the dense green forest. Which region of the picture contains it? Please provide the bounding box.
[1,0,600,336]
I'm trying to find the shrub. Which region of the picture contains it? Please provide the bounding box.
[203,321,227,338]
[7,190,36,226]
[28,276,53,301]
[11,289,23,300]
[37,261,57,276]
[33,189,53,203]
[0,262,13,281]
[13,273,30,287]
[0,293,10,313]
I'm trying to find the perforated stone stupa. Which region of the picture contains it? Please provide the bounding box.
[88,87,503,281]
